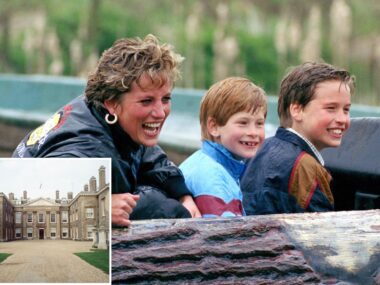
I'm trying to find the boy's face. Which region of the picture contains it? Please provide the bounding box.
[212,109,266,159]
[291,80,351,151]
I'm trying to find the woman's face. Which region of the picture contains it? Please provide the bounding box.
[105,75,172,146]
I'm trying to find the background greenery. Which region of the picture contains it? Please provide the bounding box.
[1,0,380,105]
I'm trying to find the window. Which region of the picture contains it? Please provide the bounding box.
[15,212,22,224]
[61,211,68,223]
[27,228,33,238]
[15,228,21,238]
[50,213,56,223]
[50,228,56,238]
[62,228,68,238]
[101,197,106,217]
[86,208,94,219]
[27,213,33,223]
[38,213,44,223]
[87,226,94,240]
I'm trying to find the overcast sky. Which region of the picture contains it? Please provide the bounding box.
[0,158,111,200]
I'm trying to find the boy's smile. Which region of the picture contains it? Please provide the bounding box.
[291,80,351,151]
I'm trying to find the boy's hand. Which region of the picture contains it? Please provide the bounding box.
[112,193,140,227]
[180,195,201,218]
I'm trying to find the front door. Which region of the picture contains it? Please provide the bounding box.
[39,229,44,240]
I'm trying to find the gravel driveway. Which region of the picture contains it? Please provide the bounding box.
[0,239,109,283]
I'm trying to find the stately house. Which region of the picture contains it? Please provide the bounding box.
[0,166,109,249]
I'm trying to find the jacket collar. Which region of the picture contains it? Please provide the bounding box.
[202,140,246,180]
[275,127,322,164]
[286,128,324,165]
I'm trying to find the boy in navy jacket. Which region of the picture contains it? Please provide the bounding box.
[241,62,355,215]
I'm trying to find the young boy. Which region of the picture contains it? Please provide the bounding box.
[241,62,355,215]
[179,77,267,217]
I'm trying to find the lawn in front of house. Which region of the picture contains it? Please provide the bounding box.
[74,249,109,274]
[0,253,12,263]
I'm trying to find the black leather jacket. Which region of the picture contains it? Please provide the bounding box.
[12,95,191,199]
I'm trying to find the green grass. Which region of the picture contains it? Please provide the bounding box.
[0,253,12,263]
[74,249,109,274]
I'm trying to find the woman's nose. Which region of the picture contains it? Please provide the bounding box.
[151,103,166,118]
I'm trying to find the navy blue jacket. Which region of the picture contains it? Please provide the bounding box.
[13,95,191,199]
[241,128,334,215]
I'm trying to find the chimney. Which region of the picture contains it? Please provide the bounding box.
[23,190,27,199]
[89,176,96,192]
[84,184,89,192]
[9,193,14,201]
[99,166,106,190]
[67,192,73,200]
[56,190,60,200]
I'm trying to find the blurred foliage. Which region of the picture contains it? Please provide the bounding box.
[1,0,380,104]
[239,33,279,93]
[45,1,85,74]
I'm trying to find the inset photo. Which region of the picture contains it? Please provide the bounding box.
[0,158,110,284]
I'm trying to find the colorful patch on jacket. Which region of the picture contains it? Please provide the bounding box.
[288,151,333,209]
[26,105,72,146]
[195,195,243,217]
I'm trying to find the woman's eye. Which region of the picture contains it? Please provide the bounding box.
[140,99,152,105]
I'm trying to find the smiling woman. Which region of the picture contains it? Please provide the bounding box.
[12,34,201,226]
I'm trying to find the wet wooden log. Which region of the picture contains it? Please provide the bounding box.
[112,210,380,284]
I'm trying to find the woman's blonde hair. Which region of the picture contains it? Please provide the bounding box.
[85,34,184,108]
[200,77,267,141]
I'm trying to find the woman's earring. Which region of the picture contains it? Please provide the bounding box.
[105,113,118,124]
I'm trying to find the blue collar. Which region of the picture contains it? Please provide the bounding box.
[202,140,246,180]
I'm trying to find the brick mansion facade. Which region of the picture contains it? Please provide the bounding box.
[0,166,109,249]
